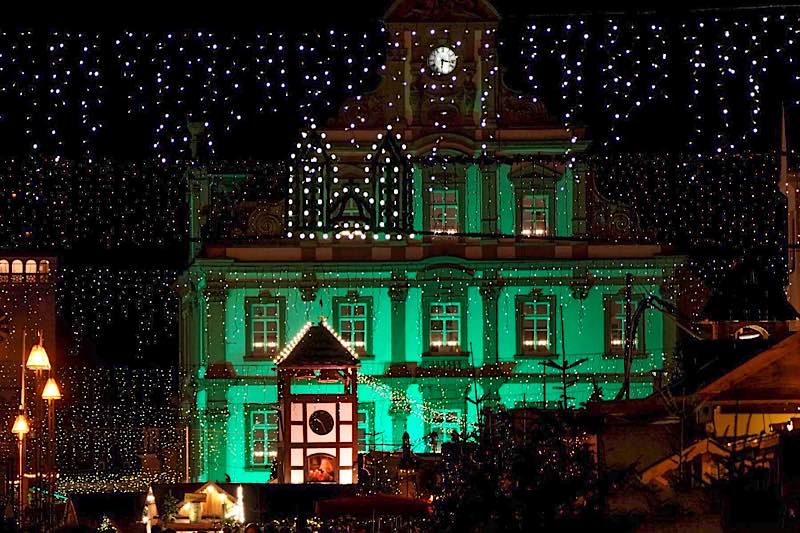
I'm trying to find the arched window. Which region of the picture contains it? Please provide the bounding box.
[38,260,50,273]
[11,260,23,273]
[734,324,769,341]
[0,260,8,274]
[25,260,37,274]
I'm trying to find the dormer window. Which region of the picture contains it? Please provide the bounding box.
[429,188,459,233]
[519,193,549,236]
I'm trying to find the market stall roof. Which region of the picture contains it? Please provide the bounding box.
[278,320,359,367]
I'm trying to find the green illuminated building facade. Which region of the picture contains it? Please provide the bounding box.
[178,0,684,483]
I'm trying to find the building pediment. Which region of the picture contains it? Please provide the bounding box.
[384,0,500,23]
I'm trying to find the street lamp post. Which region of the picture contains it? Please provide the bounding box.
[26,335,50,528]
[42,377,62,532]
[11,411,29,524]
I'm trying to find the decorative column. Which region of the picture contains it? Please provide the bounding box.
[389,390,411,450]
[571,162,588,237]
[203,280,228,366]
[205,384,229,483]
[388,274,409,364]
[179,374,202,482]
[479,272,501,365]
[479,163,498,235]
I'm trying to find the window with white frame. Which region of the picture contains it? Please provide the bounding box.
[357,403,375,452]
[337,302,368,355]
[605,295,643,355]
[247,296,285,357]
[430,409,462,447]
[429,188,459,233]
[519,298,553,355]
[519,193,550,236]
[428,302,462,353]
[248,408,278,469]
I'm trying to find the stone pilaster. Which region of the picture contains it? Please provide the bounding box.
[480,276,501,364]
[479,163,498,235]
[571,162,588,237]
[204,380,229,482]
[388,277,409,364]
[204,402,229,482]
[203,281,227,366]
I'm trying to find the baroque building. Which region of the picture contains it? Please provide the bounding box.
[178,0,685,483]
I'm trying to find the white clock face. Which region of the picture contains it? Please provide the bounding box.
[428,46,457,75]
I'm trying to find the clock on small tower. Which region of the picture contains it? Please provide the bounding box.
[275,320,360,485]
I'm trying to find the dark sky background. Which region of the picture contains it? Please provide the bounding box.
[0,0,796,366]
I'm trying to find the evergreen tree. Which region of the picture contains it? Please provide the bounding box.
[429,409,602,532]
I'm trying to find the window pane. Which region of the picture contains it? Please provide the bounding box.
[251,301,281,353]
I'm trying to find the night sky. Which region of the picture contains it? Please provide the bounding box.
[0,0,795,365]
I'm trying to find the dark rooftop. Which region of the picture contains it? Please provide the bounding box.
[701,261,798,322]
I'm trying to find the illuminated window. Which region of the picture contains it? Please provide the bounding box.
[38,260,49,273]
[429,189,459,233]
[0,260,8,274]
[252,303,280,354]
[429,302,461,353]
[248,408,278,470]
[337,302,368,355]
[24,260,37,274]
[605,295,644,356]
[246,295,286,357]
[357,403,375,452]
[11,260,22,274]
[519,193,549,236]
[518,296,554,355]
[430,409,462,448]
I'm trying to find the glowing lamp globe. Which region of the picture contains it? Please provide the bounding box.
[11,414,29,438]
[41,378,62,401]
[26,344,51,371]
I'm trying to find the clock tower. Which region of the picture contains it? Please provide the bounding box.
[275,320,360,485]
[384,0,500,132]
[326,0,565,151]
